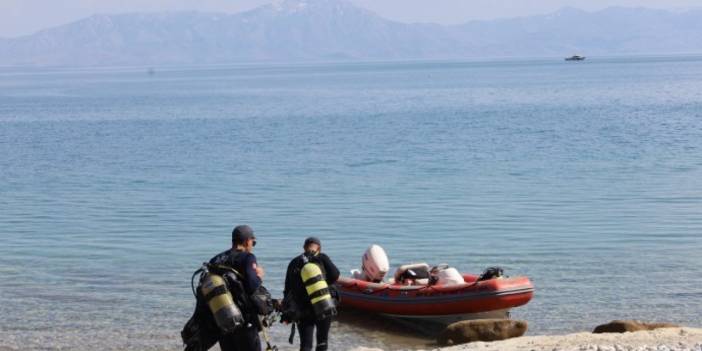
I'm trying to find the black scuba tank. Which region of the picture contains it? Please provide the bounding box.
[300,255,337,320]
[200,272,245,333]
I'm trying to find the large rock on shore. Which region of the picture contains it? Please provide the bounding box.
[593,320,679,334]
[437,319,528,346]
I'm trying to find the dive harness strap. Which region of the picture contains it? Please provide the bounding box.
[191,267,205,297]
[303,275,324,285]
[288,322,296,344]
[308,287,331,300]
[208,264,244,279]
[202,285,229,302]
[190,263,244,298]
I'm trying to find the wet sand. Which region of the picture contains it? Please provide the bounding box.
[333,309,437,349]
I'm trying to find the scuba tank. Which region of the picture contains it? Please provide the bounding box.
[199,268,245,334]
[300,255,337,320]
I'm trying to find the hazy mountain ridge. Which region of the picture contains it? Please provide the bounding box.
[1,0,702,66]
[451,6,702,56]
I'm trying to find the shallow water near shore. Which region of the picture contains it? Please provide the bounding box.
[1,56,702,350]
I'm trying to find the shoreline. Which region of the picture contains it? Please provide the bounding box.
[349,327,702,351]
[1,327,701,351]
[433,327,702,351]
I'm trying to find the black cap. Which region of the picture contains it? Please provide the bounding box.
[304,237,321,248]
[232,225,255,245]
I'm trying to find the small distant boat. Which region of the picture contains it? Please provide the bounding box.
[565,55,586,61]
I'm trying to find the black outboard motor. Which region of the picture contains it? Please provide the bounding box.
[478,267,505,281]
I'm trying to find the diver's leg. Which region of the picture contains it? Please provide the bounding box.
[248,327,261,351]
[314,318,331,351]
[223,325,260,351]
[218,333,237,351]
[297,319,315,351]
[239,326,261,351]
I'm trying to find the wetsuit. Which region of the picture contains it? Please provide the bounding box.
[209,249,262,351]
[284,253,339,351]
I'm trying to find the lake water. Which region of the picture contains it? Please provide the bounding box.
[1,56,702,350]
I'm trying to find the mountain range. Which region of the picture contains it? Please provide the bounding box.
[1,0,702,67]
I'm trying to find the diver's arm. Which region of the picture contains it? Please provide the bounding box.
[320,254,340,284]
[244,254,262,293]
[283,259,295,296]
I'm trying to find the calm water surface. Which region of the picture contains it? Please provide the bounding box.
[1,56,702,350]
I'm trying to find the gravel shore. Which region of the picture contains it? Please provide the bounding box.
[2,327,700,351]
[436,328,702,351]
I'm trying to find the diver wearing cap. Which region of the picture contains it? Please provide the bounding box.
[283,237,339,351]
[208,225,265,351]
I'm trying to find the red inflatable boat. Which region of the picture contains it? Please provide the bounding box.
[336,273,534,325]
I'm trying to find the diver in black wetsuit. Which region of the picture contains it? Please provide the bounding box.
[284,237,340,351]
[209,225,265,351]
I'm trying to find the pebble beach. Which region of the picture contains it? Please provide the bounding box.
[1,328,701,351]
[348,328,702,351]
[437,328,702,351]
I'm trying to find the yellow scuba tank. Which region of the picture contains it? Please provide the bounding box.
[300,256,337,319]
[200,272,245,333]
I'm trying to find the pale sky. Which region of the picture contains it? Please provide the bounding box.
[1,0,700,38]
